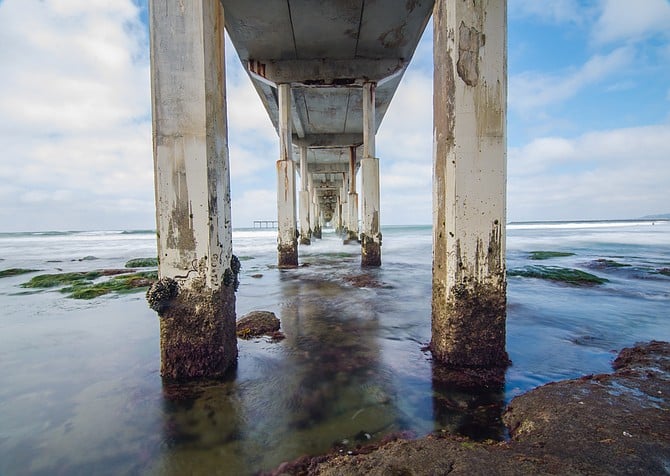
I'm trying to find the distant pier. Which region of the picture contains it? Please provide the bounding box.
[253,220,277,229]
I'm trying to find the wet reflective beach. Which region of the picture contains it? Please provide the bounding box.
[0,224,668,474]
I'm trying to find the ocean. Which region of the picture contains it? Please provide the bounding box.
[0,221,668,475]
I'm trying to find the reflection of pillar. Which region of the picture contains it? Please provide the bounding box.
[346,146,359,243]
[431,0,508,368]
[277,83,298,267]
[148,0,237,380]
[361,82,381,267]
[299,146,311,245]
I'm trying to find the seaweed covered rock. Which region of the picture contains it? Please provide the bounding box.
[286,341,670,476]
[236,311,280,338]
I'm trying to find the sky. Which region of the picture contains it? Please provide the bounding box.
[0,0,668,232]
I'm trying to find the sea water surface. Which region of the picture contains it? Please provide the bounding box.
[0,222,668,474]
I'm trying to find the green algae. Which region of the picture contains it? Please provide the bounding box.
[508,265,608,286]
[124,257,158,268]
[61,271,158,299]
[22,271,104,288]
[658,268,670,277]
[528,251,576,260]
[591,258,630,268]
[0,268,39,278]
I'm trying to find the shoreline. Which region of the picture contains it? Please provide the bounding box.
[267,341,670,475]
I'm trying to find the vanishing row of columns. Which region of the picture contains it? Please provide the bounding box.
[275,82,381,269]
[148,0,507,381]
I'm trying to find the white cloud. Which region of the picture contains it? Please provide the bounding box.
[509,0,591,25]
[231,188,277,225]
[510,46,634,113]
[509,124,670,220]
[0,0,153,232]
[593,0,670,45]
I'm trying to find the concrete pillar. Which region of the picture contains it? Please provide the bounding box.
[346,146,359,243]
[340,180,348,236]
[299,146,311,245]
[147,0,237,380]
[277,83,298,267]
[308,176,319,239]
[432,0,508,369]
[361,82,381,266]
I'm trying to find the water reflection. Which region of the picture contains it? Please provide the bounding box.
[431,362,506,441]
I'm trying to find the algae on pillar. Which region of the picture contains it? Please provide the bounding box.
[431,0,508,369]
[148,0,237,380]
[276,83,298,267]
[361,82,381,267]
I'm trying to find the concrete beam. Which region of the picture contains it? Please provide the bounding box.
[148,0,237,380]
[431,0,508,369]
[294,133,363,148]
[248,58,406,86]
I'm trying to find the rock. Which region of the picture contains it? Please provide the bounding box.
[276,341,670,475]
[236,311,280,338]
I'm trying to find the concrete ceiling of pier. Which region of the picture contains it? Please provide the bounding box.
[222,0,434,179]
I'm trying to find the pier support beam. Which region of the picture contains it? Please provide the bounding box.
[431,0,508,369]
[299,146,311,245]
[346,146,359,243]
[148,0,237,380]
[277,83,298,267]
[361,82,381,267]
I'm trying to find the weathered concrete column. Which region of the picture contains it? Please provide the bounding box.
[340,180,348,235]
[277,83,298,267]
[346,146,359,243]
[308,176,319,240]
[431,0,508,369]
[298,146,311,245]
[361,82,381,266]
[148,0,237,380]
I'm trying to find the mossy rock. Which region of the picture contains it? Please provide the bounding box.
[62,271,158,299]
[589,258,630,269]
[508,265,608,286]
[0,268,39,278]
[528,251,575,260]
[236,311,280,338]
[22,271,104,288]
[125,257,159,268]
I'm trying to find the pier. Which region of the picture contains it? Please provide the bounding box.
[252,220,278,229]
[148,0,507,378]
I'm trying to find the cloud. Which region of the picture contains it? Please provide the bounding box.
[0,0,153,231]
[510,46,634,114]
[593,0,670,45]
[509,0,592,25]
[509,124,670,220]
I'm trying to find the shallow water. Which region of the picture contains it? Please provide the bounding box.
[0,222,668,475]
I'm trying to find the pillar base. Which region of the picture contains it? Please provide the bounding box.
[278,242,298,268]
[299,237,311,246]
[343,230,360,244]
[361,232,382,267]
[150,281,237,381]
[313,226,322,239]
[431,281,509,368]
